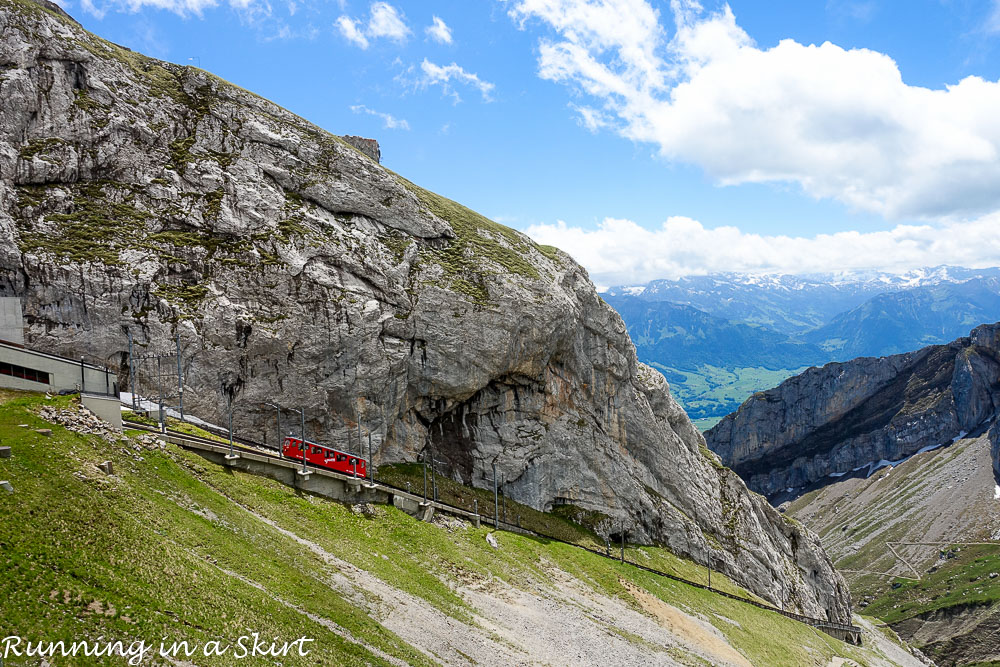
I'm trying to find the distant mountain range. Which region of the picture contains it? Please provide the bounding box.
[603,267,1000,427]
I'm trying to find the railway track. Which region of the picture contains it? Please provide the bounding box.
[123,419,862,638]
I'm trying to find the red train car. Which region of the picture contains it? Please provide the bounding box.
[282,436,367,477]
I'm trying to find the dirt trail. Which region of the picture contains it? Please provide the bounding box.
[620,577,753,666]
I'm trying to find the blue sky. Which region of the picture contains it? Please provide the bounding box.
[63,0,1000,285]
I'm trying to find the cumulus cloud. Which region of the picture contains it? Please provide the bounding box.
[509,0,1000,221]
[425,16,453,44]
[368,1,409,40]
[350,104,410,130]
[524,216,1000,287]
[419,59,495,102]
[335,15,369,48]
[337,1,409,48]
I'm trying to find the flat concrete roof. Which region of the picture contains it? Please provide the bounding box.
[0,339,109,372]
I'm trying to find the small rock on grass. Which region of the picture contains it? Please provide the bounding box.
[486,532,499,550]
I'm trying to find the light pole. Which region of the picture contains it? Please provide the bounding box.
[127,329,137,410]
[422,457,428,502]
[266,402,283,458]
[493,461,499,528]
[226,394,236,460]
[296,407,307,474]
[175,333,184,420]
[367,431,374,484]
[156,357,165,433]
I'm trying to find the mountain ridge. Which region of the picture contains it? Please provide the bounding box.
[0,0,850,619]
[705,322,1000,498]
[606,268,1000,426]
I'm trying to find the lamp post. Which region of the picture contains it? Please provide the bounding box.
[175,333,184,420]
[227,394,236,459]
[296,407,307,474]
[127,329,137,411]
[156,357,165,433]
[266,402,283,458]
[493,461,499,528]
[422,458,428,502]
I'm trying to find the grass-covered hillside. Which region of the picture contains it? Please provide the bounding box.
[0,390,921,665]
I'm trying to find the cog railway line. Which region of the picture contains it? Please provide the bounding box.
[123,418,863,643]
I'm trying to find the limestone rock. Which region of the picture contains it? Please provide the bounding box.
[990,421,1000,478]
[0,0,850,621]
[707,322,1000,497]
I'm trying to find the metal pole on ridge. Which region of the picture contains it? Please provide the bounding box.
[128,329,137,410]
[299,408,307,474]
[493,461,499,529]
[227,395,235,459]
[157,357,165,433]
[266,402,283,458]
[176,333,184,420]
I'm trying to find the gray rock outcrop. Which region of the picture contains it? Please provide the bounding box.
[707,322,1000,496]
[990,422,1000,478]
[0,0,851,620]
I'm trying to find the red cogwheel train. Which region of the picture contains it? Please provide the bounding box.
[282,436,368,477]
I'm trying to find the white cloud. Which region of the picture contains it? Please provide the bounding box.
[337,2,410,48]
[350,104,410,130]
[509,0,1000,221]
[425,16,453,44]
[80,0,276,20]
[986,1,1000,34]
[524,215,1000,287]
[368,1,410,41]
[336,15,369,48]
[419,59,495,102]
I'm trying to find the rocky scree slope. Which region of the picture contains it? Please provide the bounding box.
[707,322,1000,497]
[785,430,1000,667]
[0,0,849,620]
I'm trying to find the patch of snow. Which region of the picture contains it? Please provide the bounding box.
[952,431,968,443]
[622,285,646,296]
[994,484,1000,501]
[120,392,227,432]
[837,441,950,479]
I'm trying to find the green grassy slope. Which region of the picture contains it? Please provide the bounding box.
[863,545,1000,624]
[0,390,915,666]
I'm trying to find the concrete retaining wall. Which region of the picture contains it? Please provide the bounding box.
[81,393,123,430]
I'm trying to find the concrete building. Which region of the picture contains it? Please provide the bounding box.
[0,299,121,429]
[0,297,25,345]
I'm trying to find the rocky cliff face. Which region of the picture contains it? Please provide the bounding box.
[707,322,1000,497]
[0,0,851,620]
